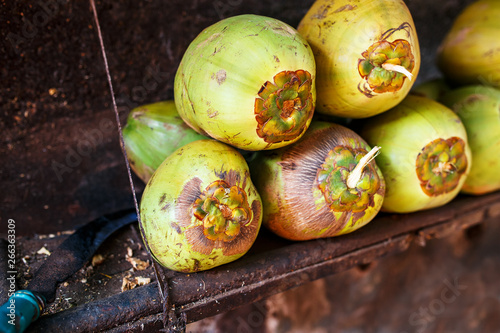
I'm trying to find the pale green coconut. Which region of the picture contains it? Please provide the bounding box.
[437,0,500,88]
[123,101,206,183]
[439,85,500,195]
[139,139,262,273]
[361,95,472,213]
[410,78,451,101]
[174,14,316,151]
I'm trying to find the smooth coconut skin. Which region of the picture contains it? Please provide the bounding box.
[123,101,207,183]
[297,0,420,118]
[250,121,385,241]
[139,139,262,273]
[439,85,500,195]
[410,78,451,101]
[361,95,472,213]
[437,0,500,88]
[174,14,316,151]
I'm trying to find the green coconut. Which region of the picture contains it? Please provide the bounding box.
[174,14,316,151]
[250,121,385,241]
[139,139,262,273]
[361,95,472,213]
[410,78,451,101]
[437,0,500,88]
[297,0,420,118]
[123,101,206,183]
[439,85,500,195]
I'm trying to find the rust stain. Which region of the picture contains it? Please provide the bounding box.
[335,4,357,12]
[312,4,331,19]
[216,69,226,85]
[171,222,182,234]
[161,202,171,212]
[159,193,166,205]
[207,109,218,118]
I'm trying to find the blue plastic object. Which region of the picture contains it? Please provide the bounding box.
[0,290,45,333]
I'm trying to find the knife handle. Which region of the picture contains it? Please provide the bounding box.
[0,290,45,333]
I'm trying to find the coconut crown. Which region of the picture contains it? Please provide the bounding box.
[174,14,317,151]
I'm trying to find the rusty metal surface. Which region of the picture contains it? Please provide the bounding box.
[25,191,500,332]
[103,237,412,333]
[205,217,499,333]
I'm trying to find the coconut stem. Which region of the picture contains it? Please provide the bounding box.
[432,161,456,175]
[347,146,381,189]
[382,63,413,81]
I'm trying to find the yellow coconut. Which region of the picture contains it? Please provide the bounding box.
[298,0,420,118]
